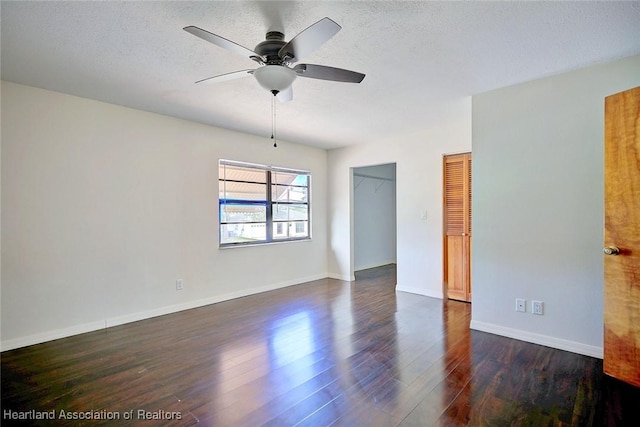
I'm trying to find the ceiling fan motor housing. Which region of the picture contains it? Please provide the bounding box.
[254,31,288,64]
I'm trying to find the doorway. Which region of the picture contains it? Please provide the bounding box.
[353,164,397,279]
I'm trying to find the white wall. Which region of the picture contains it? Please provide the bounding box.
[327,98,472,294]
[1,81,328,350]
[471,54,640,358]
[354,163,396,271]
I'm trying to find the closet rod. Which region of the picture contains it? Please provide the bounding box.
[353,173,394,182]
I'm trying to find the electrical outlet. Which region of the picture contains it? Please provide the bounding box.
[176,279,184,291]
[516,298,526,313]
[532,300,544,315]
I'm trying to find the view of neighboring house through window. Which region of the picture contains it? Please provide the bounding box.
[219,160,310,246]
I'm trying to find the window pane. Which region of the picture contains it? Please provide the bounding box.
[219,165,267,183]
[272,172,307,185]
[221,223,266,244]
[220,204,266,223]
[272,185,308,202]
[272,204,308,221]
[273,221,308,240]
[220,181,267,201]
[273,222,289,239]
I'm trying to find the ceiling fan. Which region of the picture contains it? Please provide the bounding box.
[184,17,365,102]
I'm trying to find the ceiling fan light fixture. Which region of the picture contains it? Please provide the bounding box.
[253,65,296,95]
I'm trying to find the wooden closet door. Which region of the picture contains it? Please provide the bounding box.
[604,86,640,387]
[444,153,472,302]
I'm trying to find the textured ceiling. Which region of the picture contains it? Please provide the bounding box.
[2,1,640,150]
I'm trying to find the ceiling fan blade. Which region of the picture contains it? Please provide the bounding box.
[184,26,261,60]
[195,69,254,84]
[293,64,365,83]
[276,86,293,102]
[278,17,341,63]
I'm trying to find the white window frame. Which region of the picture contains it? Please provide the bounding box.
[218,159,311,247]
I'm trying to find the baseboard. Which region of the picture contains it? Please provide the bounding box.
[470,320,603,359]
[0,320,108,353]
[354,261,397,272]
[1,273,329,352]
[105,272,328,330]
[328,272,355,281]
[396,285,443,299]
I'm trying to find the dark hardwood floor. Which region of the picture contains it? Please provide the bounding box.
[2,264,639,426]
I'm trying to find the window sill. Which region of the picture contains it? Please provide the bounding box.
[219,238,312,250]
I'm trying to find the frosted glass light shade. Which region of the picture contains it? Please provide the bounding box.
[253,65,296,93]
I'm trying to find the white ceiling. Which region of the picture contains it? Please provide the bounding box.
[2,1,640,150]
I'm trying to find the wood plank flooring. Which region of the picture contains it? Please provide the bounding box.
[2,264,639,426]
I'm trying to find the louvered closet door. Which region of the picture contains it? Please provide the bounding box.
[444,153,472,302]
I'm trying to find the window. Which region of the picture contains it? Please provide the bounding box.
[219,160,310,246]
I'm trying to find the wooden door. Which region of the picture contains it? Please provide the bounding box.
[444,153,472,302]
[604,86,640,387]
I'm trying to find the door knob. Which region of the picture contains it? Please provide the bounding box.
[603,246,620,256]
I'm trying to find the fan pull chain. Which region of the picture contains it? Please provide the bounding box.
[270,94,277,148]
